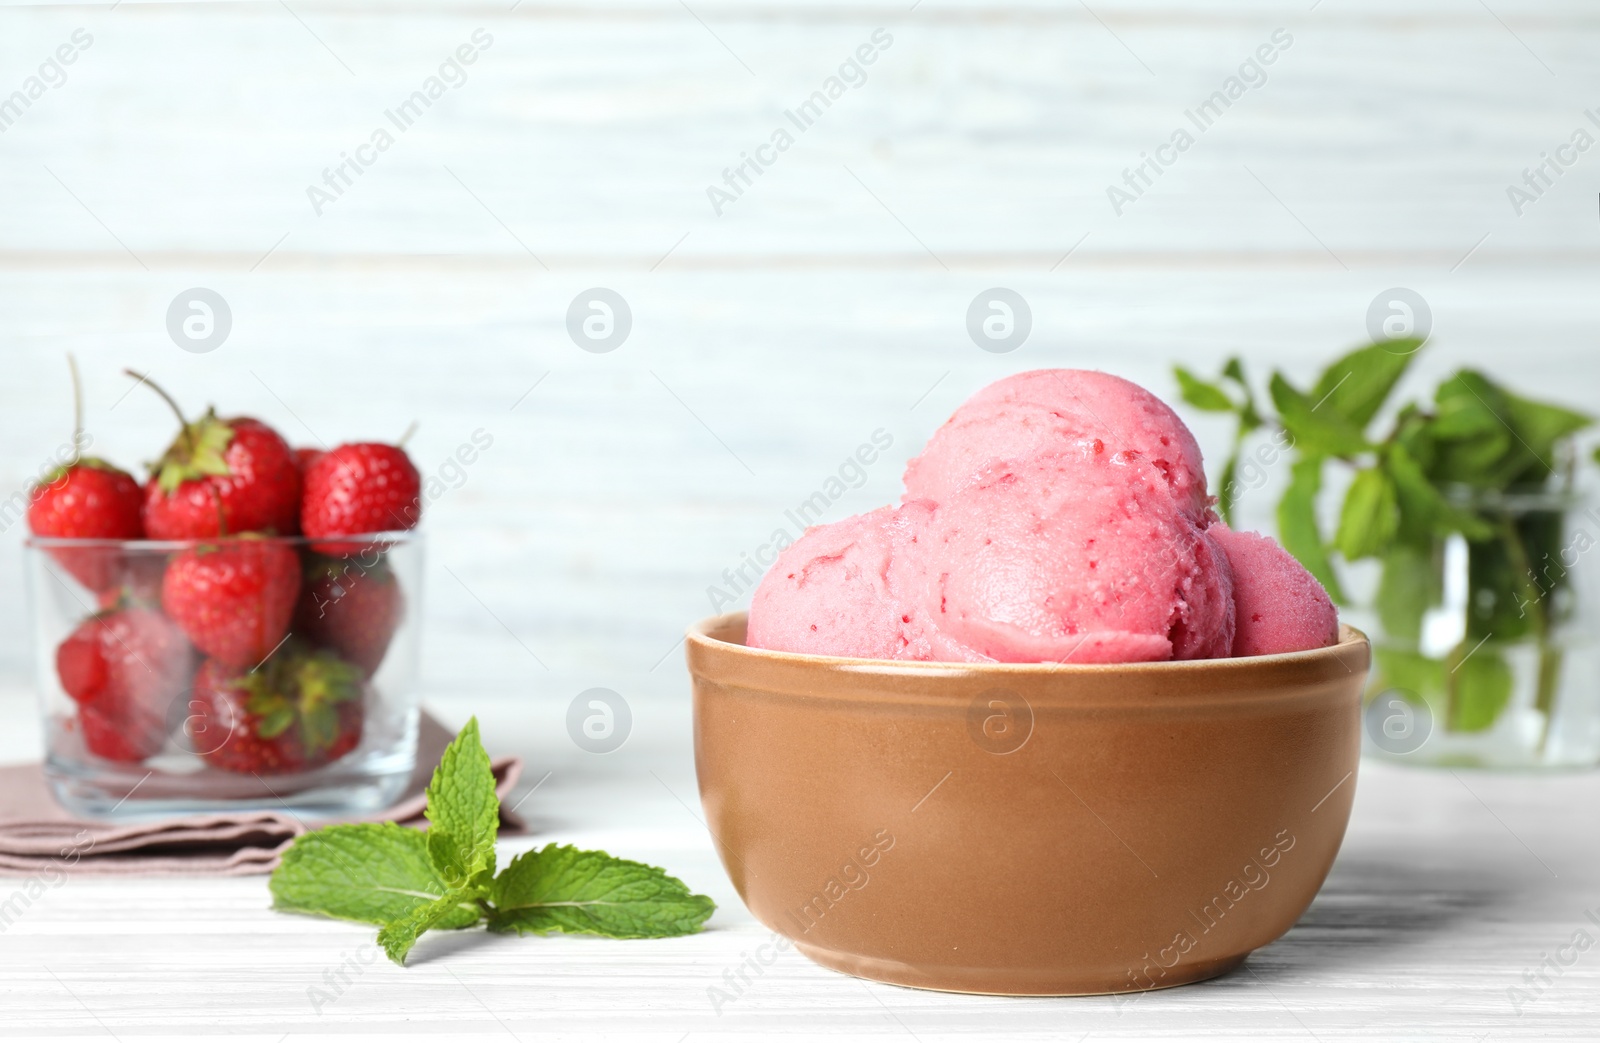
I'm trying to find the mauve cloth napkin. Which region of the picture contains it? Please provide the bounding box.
[0,713,523,877]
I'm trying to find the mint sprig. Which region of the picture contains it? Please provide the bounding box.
[270,719,715,965]
[1174,340,1595,742]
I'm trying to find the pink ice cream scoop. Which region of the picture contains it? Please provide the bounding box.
[907,447,1234,663]
[746,369,1336,664]
[903,369,1211,519]
[746,502,952,661]
[1210,525,1339,657]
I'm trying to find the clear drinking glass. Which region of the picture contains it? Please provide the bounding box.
[1362,489,1600,768]
[25,533,423,817]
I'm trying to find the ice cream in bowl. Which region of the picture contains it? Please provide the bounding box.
[685,370,1369,996]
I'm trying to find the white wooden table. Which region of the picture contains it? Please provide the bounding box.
[3,0,1600,1037]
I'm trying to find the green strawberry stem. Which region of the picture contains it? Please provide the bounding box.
[124,368,192,444]
[397,421,419,448]
[66,353,84,467]
[240,647,362,756]
[126,369,240,514]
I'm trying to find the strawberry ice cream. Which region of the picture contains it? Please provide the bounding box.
[1209,525,1339,657]
[903,369,1210,518]
[746,369,1337,664]
[746,502,935,661]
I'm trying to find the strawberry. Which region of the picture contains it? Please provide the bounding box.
[91,553,169,612]
[128,371,300,539]
[78,708,160,763]
[27,357,145,591]
[301,443,422,551]
[293,447,325,476]
[30,463,145,591]
[55,606,195,762]
[293,555,405,676]
[161,538,300,669]
[190,645,365,775]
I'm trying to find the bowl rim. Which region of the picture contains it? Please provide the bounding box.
[24,530,423,551]
[687,611,1369,676]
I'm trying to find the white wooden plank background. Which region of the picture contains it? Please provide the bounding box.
[2,1,1599,1039]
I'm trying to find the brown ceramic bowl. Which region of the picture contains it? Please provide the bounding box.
[686,612,1369,996]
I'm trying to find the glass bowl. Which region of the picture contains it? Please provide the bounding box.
[24,533,423,818]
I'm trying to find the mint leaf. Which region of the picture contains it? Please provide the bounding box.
[1310,340,1421,430]
[1385,441,1441,543]
[1277,458,1346,602]
[1174,367,1235,412]
[1430,372,1514,485]
[1502,389,1592,485]
[1385,441,1495,543]
[1375,544,1437,642]
[1221,358,1263,431]
[1373,646,1447,721]
[487,844,715,940]
[1432,371,1505,439]
[425,716,500,889]
[1503,391,1590,453]
[1450,647,1512,731]
[270,823,483,930]
[1217,454,1241,526]
[1466,531,1536,644]
[1335,467,1400,560]
[378,890,480,965]
[1270,373,1369,457]
[1175,358,1264,525]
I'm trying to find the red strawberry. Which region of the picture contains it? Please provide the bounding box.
[92,554,169,612]
[161,538,300,669]
[293,447,324,476]
[29,462,145,591]
[128,371,300,539]
[301,443,422,551]
[190,646,365,775]
[79,708,159,763]
[55,606,195,762]
[27,357,145,590]
[293,555,405,676]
